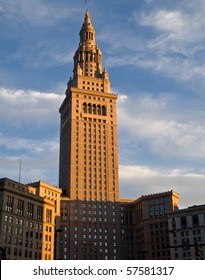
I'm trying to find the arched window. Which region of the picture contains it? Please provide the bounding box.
[88,103,92,114]
[102,105,106,116]
[90,52,93,62]
[97,105,101,115]
[83,103,87,113]
[93,104,97,114]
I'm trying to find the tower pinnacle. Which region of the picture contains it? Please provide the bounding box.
[66,8,110,93]
[79,8,95,44]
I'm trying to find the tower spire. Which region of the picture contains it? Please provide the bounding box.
[66,5,110,93]
[86,0,88,11]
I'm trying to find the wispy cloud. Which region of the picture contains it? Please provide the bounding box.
[9,42,74,69]
[136,8,205,67]
[0,0,80,26]
[98,0,205,90]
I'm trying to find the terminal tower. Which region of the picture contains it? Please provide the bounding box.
[59,9,119,202]
[58,8,121,259]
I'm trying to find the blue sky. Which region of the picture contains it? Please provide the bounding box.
[1,0,205,208]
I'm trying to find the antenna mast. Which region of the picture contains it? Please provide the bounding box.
[19,158,22,183]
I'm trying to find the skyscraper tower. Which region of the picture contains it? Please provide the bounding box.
[58,8,121,260]
[59,9,119,202]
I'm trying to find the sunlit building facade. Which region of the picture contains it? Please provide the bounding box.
[0,178,61,260]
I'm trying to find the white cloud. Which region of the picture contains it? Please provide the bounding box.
[137,0,205,47]
[118,94,128,103]
[119,164,205,208]
[0,134,60,185]
[0,89,204,208]
[117,93,205,160]
[0,87,64,126]
[106,49,205,87]
[135,1,205,80]
[0,154,59,186]
[0,134,58,154]
[140,10,186,34]
[0,87,63,185]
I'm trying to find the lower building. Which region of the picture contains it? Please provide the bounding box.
[58,190,180,260]
[168,204,205,260]
[0,178,61,260]
[127,191,180,260]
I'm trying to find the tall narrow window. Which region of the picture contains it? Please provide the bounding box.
[181,216,187,228]
[6,196,14,213]
[17,200,24,216]
[97,105,101,115]
[46,209,52,224]
[88,103,92,114]
[192,215,199,226]
[27,203,34,218]
[93,104,97,114]
[36,206,43,221]
[102,105,106,116]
